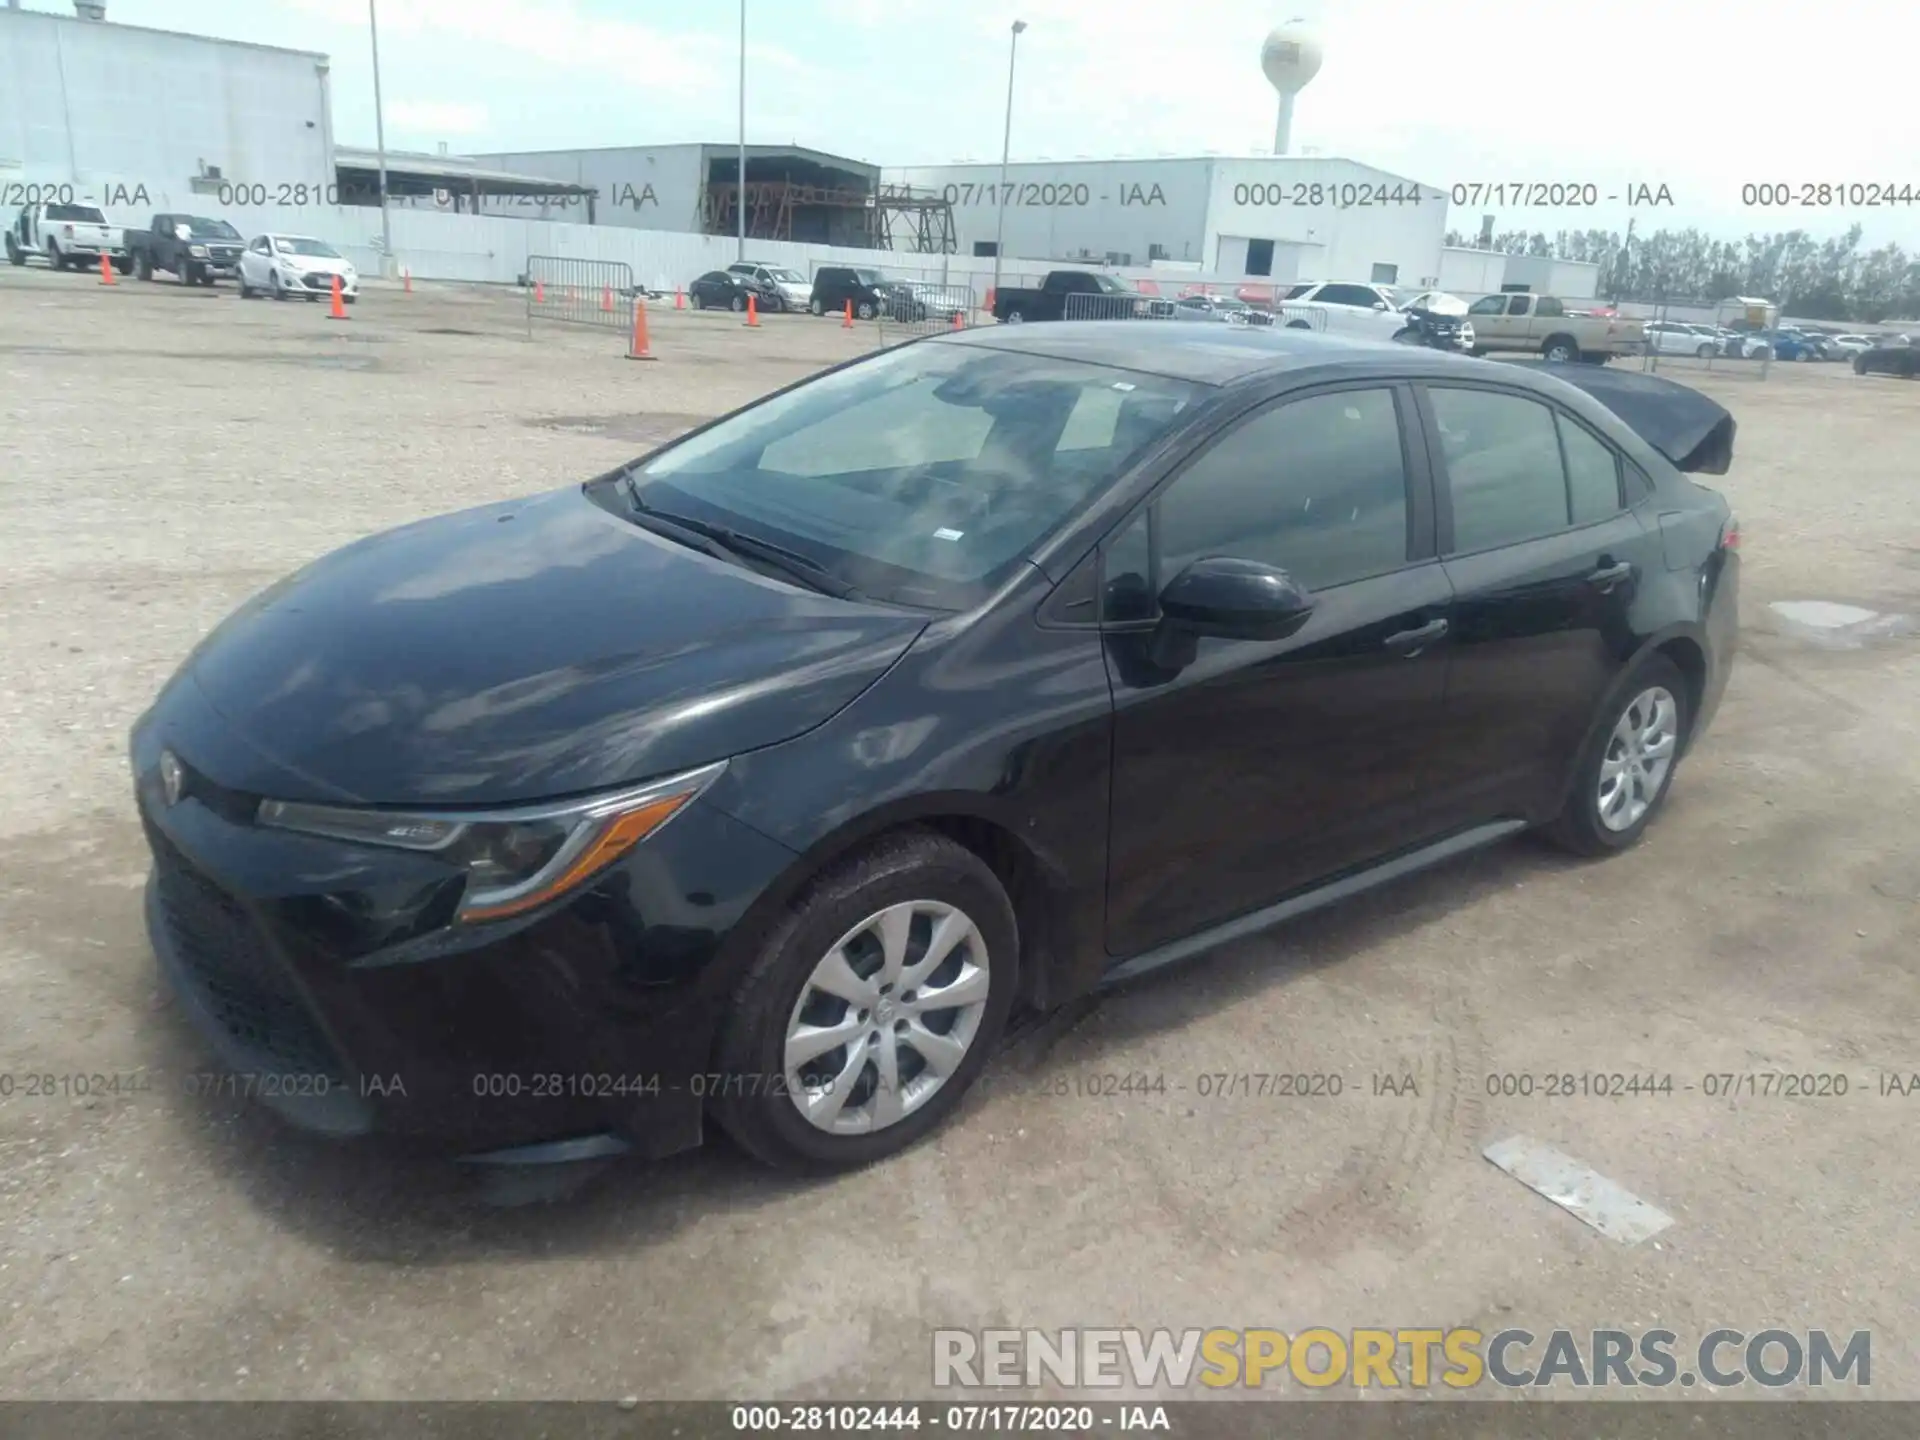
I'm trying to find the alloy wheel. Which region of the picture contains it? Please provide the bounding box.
[1597,685,1678,832]
[783,899,991,1136]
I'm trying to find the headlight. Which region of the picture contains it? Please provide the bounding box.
[189,245,209,257]
[255,760,726,923]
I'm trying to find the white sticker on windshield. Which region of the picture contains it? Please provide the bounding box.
[933,527,966,541]
[1111,381,1137,392]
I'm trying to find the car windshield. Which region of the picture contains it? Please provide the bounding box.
[276,237,340,258]
[768,268,805,283]
[185,218,241,239]
[1091,274,1136,295]
[47,203,106,223]
[1212,296,1249,311]
[853,270,882,283]
[621,341,1203,609]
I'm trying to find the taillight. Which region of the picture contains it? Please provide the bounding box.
[1719,514,1741,550]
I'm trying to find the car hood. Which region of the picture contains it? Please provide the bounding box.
[1542,366,1737,475]
[178,487,928,806]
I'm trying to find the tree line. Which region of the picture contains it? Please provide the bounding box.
[1441,224,1920,322]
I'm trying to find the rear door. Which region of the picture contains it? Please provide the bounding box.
[1103,381,1455,956]
[1413,380,1664,827]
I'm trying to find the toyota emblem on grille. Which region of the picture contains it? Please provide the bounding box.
[159,750,185,807]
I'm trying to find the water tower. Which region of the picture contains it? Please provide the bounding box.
[1260,19,1323,156]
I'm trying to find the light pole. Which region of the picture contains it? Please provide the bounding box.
[737,0,748,260]
[990,19,1026,306]
[368,0,392,275]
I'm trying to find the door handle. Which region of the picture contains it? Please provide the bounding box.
[1587,560,1635,591]
[1383,617,1449,655]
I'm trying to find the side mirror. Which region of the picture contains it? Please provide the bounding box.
[1373,300,1390,310]
[1159,556,1314,642]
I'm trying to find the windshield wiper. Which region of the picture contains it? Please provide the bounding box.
[620,477,863,600]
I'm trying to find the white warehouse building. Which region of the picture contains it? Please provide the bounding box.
[881,156,1453,290]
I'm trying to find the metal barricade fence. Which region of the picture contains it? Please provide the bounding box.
[525,255,637,334]
[873,277,981,345]
[1063,283,1329,331]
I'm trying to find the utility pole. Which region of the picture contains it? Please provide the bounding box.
[737,0,748,261]
[368,0,392,275]
[990,19,1027,307]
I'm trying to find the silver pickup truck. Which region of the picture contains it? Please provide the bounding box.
[5,201,130,273]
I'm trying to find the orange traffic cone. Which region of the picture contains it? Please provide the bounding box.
[984,287,995,311]
[745,293,759,327]
[674,288,685,310]
[99,253,116,286]
[951,309,964,330]
[601,285,613,313]
[534,279,545,304]
[328,273,348,320]
[627,299,657,362]
[403,267,412,294]
[842,298,853,329]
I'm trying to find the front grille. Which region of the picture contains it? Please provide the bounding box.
[208,246,239,262]
[302,273,334,290]
[148,828,345,1081]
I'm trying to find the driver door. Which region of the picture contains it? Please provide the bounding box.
[1102,383,1455,958]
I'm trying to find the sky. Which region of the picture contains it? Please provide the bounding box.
[59,0,1920,248]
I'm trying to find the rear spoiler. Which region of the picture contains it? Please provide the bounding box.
[1539,364,1735,475]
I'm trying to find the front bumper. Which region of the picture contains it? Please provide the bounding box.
[131,698,799,1161]
[288,270,359,297]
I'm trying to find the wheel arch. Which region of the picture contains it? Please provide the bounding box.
[712,793,1075,1026]
[1546,624,1710,819]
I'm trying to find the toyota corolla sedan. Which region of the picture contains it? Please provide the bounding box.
[132,326,1739,1176]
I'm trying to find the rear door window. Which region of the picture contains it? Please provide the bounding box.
[1427,387,1570,552]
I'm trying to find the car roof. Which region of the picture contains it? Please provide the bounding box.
[931,321,1494,387]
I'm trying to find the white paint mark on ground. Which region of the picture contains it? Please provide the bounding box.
[1483,1136,1674,1245]
[1768,601,1914,649]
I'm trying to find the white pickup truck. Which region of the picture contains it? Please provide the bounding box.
[5,201,130,273]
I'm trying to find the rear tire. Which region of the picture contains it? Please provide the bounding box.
[1003,307,1026,324]
[1543,654,1689,858]
[809,297,824,316]
[1695,343,1714,358]
[4,235,22,266]
[710,831,1018,1173]
[731,294,745,313]
[1541,335,1580,363]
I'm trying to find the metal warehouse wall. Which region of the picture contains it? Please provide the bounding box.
[1498,254,1601,299]
[882,159,1214,265]
[1202,159,1451,288]
[467,145,707,233]
[0,10,332,212]
[1438,246,1509,295]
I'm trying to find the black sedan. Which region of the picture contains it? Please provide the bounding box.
[1853,336,1917,377]
[686,269,765,313]
[132,326,1740,1176]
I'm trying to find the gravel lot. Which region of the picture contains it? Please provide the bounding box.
[2,264,1918,1402]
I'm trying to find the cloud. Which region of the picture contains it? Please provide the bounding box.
[386,100,489,135]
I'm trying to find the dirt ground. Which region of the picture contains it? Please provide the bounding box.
[2,265,1917,1402]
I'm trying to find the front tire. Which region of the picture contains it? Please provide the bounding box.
[1696,343,1714,358]
[137,252,153,281]
[857,300,876,320]
[4,235,22,266]
[809,297,824,316]
[730,294,745,313]
[711,831,1018,1173]
[1543,655,1689,857]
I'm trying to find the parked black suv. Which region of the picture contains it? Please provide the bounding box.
[810,266,889,320]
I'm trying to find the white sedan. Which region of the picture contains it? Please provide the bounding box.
[1642,321,1720,357]
[1828,334,1874,357]
[238,234,359,303]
